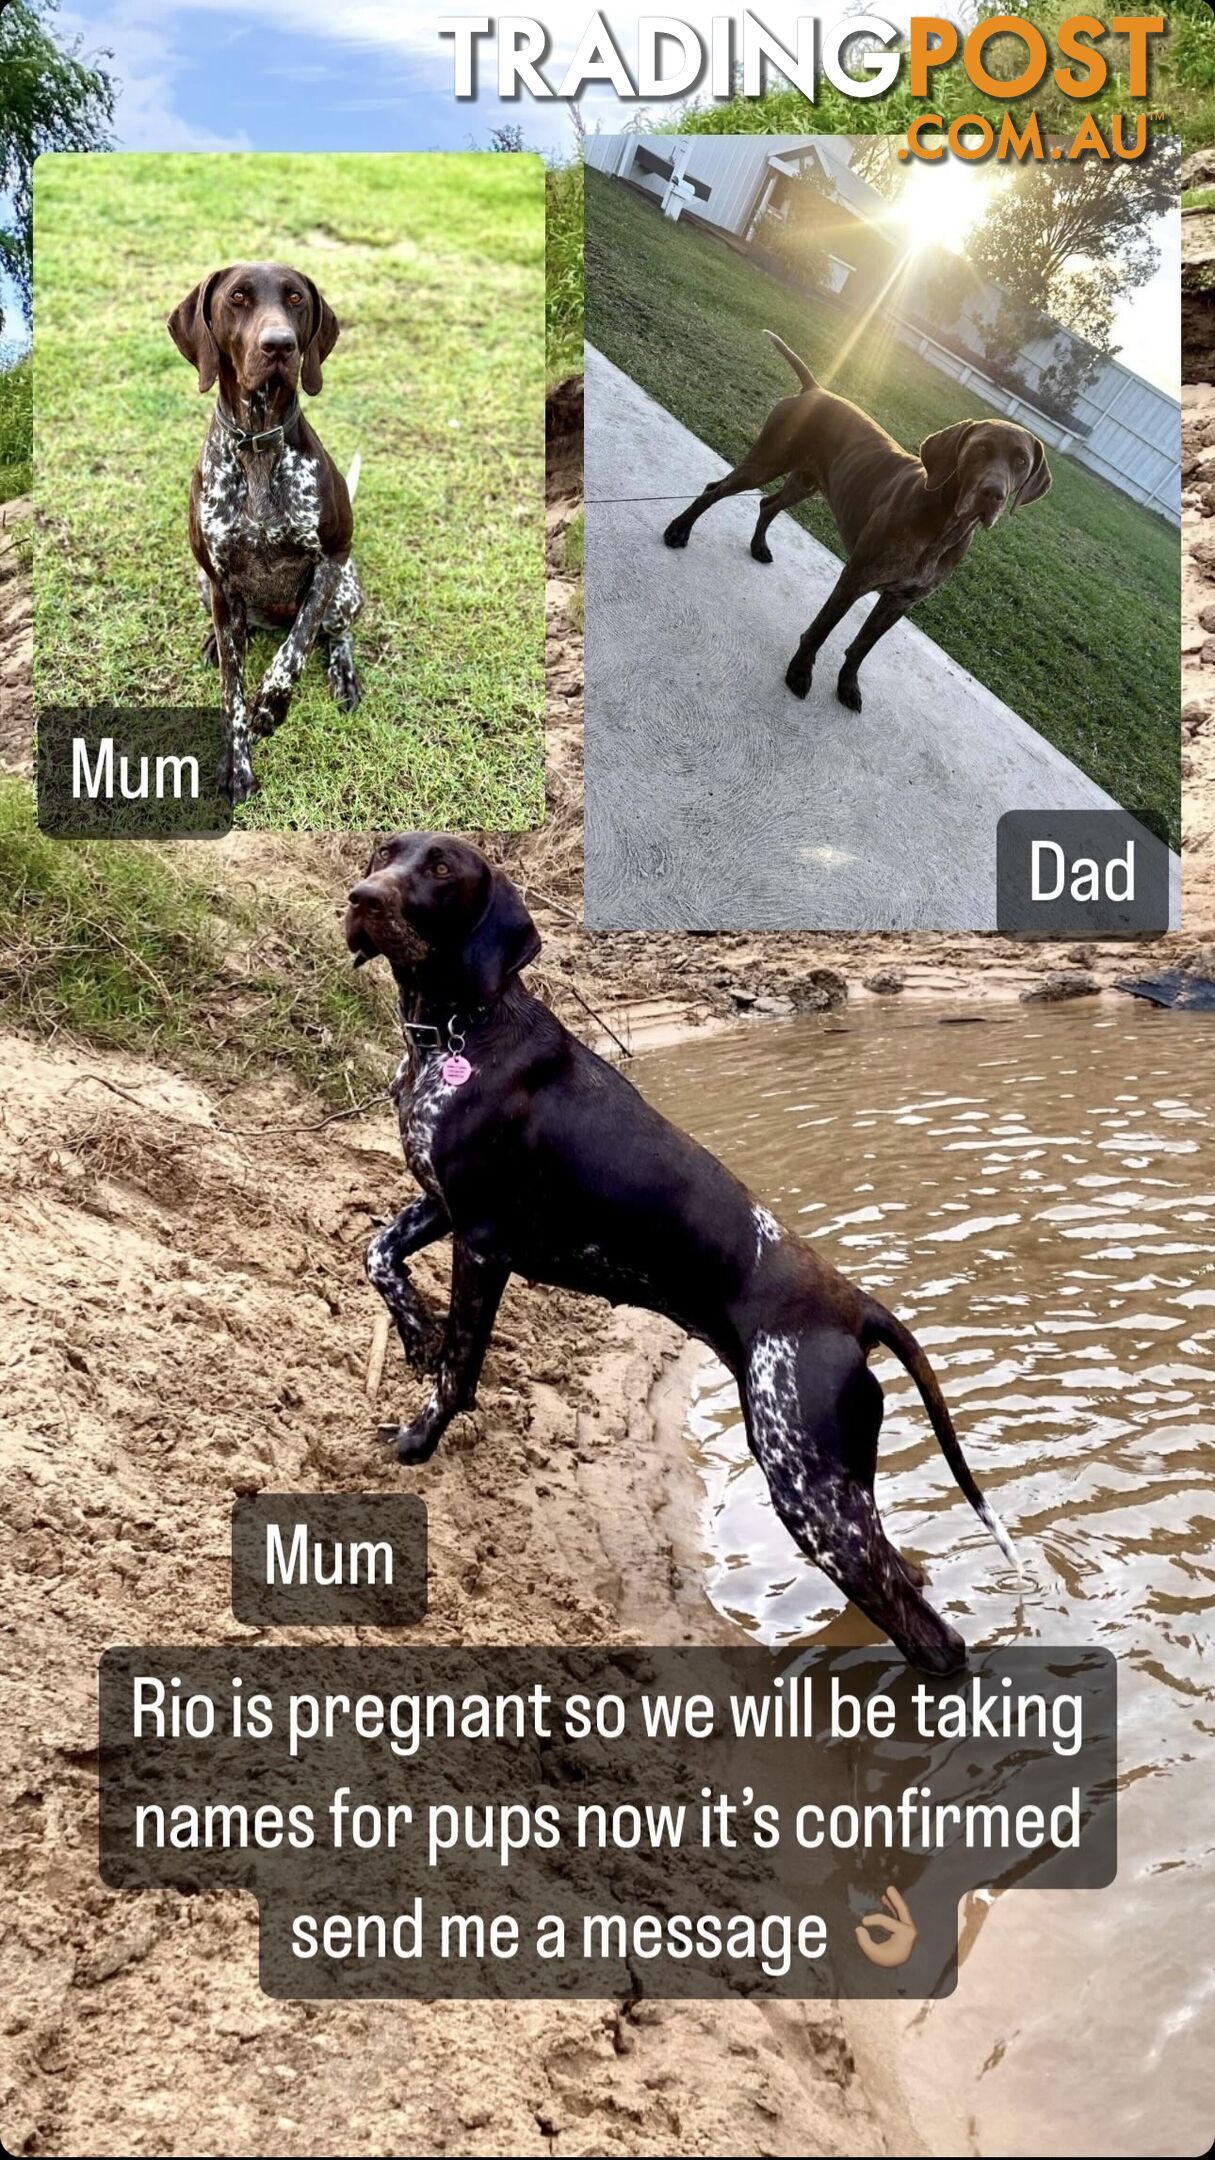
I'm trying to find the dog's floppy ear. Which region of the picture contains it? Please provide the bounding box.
[301,276,340,396]
[1013,436,1051,510]
[460,872,541,1004]
[167,270,224,393]
[919,420,975,493]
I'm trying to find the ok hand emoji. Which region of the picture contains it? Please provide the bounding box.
[855,1885,917,1969]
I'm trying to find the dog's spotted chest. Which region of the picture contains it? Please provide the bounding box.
[395,1053,463,1197]
[199,432,323,607]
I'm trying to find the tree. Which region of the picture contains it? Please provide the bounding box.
[967,157,1173,317]
[963,154,1173,404]
[0,0,113,334]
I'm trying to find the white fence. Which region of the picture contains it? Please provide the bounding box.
[930,292,1179,522]
[898,325,1179,520]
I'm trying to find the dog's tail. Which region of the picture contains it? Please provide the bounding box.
[864,1300,1022,1579]
[763,329,817,390]
[346,452,362,503]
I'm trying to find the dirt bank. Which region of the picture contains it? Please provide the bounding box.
[1182,379,1215,936]
[0,1033,886,2158]
[1183,206,1215,386]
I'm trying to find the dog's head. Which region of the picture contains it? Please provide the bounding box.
[345,834,541,1004]
[919,418,1051,529]
[168,262,339,400]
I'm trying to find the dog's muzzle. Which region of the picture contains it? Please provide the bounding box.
[971,478,1008,530]
[344,880,428,970]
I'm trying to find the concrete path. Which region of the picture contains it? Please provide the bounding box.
[584,348,1172,931]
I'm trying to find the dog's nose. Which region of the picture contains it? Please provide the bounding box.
[347,879,381,907]
[259,325,296,357]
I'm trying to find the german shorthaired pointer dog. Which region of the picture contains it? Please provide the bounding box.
[664,331,1051,709]
[168,261,363,803]
[346,833,1019,1674]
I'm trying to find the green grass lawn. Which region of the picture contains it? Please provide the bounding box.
[585,169,1180,847]
[33,152,545,832]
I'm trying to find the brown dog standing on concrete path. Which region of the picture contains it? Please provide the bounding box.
[663,330,1051,709]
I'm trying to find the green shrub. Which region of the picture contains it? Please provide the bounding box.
[546,157,584,383]
[0,353,32,500]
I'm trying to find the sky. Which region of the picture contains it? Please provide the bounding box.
[30,2,1182,393]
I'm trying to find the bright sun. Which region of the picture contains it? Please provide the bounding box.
[894,160,990,257]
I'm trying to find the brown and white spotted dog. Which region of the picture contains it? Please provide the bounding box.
[346,832,1022,1676]
[168,261,363,803]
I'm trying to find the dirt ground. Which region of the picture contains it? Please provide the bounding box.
[0,376,1209,2158]
[0,1035,882,2159]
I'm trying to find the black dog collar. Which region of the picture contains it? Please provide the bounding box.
[399,1005,489,1054]
[213,396,300,454]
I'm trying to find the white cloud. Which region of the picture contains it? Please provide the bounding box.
[60,1,251,150]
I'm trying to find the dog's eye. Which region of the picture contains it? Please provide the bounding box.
[286,292,305,307]
[433,862,452,879]
[230,292,249,307]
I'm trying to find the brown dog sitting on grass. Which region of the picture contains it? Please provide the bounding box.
[663,330,1051,709]
[168,260,363,804]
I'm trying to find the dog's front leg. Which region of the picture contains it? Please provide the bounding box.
[210,582,252,803]
[249,557,343,739]
[321,559,364,712]
[366,1192,451,1374]
[836,593,908,712]
[785,566,864,701]
[387,1240,509,1465]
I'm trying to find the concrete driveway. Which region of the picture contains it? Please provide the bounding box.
[584,348,1157,932]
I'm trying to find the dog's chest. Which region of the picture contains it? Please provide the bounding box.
[395,1055,462,1195]
[198,436,323,596]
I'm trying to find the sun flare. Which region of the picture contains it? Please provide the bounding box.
[894,159,991,257]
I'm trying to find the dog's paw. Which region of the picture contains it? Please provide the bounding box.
[329,659,363,713]
[200,629,219,667]
[751,540,773,565]
[378,1417,442,1465]
[836,676,863,712]
[217,747,257,806]
[785,659,813,700]
[250,691,289,740]
[663,520,690,549]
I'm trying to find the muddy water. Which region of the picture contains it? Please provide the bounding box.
[634,1003,1215,2159]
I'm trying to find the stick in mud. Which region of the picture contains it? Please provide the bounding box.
[366,1310,391,1403]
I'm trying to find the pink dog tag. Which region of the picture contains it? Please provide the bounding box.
[442,1054,472,1086]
